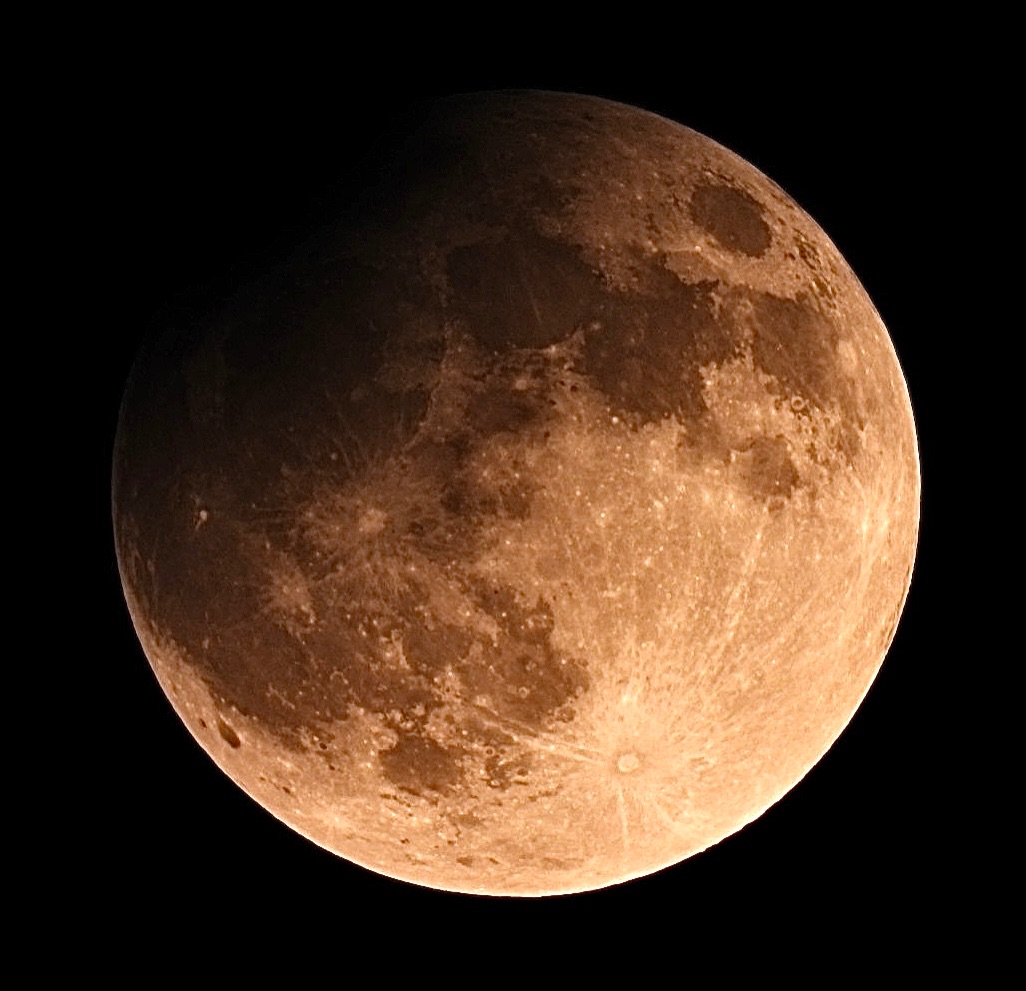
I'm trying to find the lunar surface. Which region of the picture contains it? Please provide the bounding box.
[113,91,919,895]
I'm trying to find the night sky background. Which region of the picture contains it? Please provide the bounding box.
[83,29,970,964]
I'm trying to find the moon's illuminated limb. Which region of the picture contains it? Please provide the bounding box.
[113,91,919,896]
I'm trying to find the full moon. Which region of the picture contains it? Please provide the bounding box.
[112,91,919,896]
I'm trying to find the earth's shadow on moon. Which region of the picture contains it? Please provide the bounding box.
[100,79,935,929]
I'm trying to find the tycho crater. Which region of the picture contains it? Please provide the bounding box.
[113,91,919,896]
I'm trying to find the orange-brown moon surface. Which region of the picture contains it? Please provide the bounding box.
[112,91,919,896]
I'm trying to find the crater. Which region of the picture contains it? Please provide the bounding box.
[616,753,641,774]
[357,507,389,535]
[216,716,241,748]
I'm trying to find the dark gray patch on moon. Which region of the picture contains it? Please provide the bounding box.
[447,230,599,351]
[380,732,463,795]
[742,436,801,500]
[749,293,843,413]
[462,585,588,725]
[582,267,734,424]
[689,182,772,257]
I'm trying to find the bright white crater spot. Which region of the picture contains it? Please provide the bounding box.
[617,753,641,774]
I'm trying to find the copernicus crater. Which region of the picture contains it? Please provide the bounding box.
[113,90,919,896]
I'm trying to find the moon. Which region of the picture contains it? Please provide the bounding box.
[112,90,919,896]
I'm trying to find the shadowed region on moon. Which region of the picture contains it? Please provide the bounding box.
[113,90,919,895]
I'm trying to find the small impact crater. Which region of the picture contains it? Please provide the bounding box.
[216,716,242,748]
[617,753,641,774]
